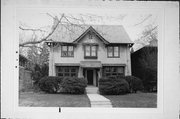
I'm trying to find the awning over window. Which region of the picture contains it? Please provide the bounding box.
[80,61,102,68]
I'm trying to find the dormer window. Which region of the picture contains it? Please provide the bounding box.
[61,45,74,57]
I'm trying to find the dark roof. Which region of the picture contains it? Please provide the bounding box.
[48,24,133,44]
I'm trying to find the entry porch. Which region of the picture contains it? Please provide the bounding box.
[78,61,102,87]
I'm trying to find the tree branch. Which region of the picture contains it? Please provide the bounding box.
[19,13,64,47]
[134,15,152,26]
[19,26,47,32]
[142,26,157,39]
[22,45,43,51]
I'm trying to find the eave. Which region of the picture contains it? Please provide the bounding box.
[105,43,134,47]
[46,41,77,47]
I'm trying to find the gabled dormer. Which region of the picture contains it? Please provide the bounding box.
[73,26,109,59]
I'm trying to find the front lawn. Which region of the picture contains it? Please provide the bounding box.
[104,92,157,108]
[19,92,91,107]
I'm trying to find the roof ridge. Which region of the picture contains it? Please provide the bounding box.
[48,24,133,44]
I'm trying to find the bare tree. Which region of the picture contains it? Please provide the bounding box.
[19,13,64,47]
[19,13,92,47]
[19,13,90,69]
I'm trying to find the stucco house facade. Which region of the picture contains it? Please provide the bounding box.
[46,24,133,86]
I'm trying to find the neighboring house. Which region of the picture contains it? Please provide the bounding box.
[131,39,157,92]
[46,24,133,86]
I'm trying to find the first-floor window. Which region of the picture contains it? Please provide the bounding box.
[103,66,124,77]
[56,66,78,77]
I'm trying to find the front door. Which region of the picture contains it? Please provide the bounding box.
[87,70,93,85]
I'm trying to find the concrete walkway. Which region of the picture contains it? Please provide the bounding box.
[86,86,112,107]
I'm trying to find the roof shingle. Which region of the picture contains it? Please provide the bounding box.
[48,24,133,44]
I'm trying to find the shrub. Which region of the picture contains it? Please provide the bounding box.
[61,77,87,94]
[31,64,49,85]
[143,68,157,92]
[31,70,42,85]
[124,76,144,93]
[38,76,63,93]
[99,77,130,95]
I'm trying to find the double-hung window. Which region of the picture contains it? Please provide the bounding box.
[84,45,97,59]
[61,45,74,57]
[107,46,120,58]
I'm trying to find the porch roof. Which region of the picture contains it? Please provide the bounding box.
[80,61,102,68]
[55,63,80,66]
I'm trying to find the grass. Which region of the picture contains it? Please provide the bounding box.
[104,92,157,108]
[19,91,157,108]
[19,92,91,107]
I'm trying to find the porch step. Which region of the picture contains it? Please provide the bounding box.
[86,86,99,94]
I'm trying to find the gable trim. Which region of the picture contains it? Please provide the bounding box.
[73,26,109,44]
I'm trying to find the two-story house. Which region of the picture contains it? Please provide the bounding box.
[46,24,133,87]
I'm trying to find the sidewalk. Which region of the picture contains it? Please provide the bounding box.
[86,86,112,107]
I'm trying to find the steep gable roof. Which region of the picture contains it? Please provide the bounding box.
[73,26,109,44]
[48,24,133,44]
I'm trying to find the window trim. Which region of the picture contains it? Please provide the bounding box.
[107,46,120,58]
[61,45,74,57]
[84,45,98,59]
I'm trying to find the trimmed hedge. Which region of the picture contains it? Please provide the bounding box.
[61,77,87,94]
[38,76,62,93]
[99,77,130,95]
[124,75,144,93]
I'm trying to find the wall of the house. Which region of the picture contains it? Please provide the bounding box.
[49,33,131,76]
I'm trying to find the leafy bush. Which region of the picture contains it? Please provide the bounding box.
[99,77,130,95]
[143,68,157,92]
[38,76,63,93]
[131,47,157,92]
[124,76,144,93]
[61,77,87,94]
[40,64,49,77]
[31,64,49,85]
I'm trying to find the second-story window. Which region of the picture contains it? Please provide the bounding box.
[84,45,97,59]
[107,46,120,58]
[61,45,74,57]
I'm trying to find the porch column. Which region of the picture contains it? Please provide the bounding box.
[97,68,102,87]
[93,69,96,86]
[78,67,83,78]
[49,47,54,76]
[99,68,102,78]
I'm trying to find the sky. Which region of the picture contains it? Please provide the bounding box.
[17,8,158,42]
